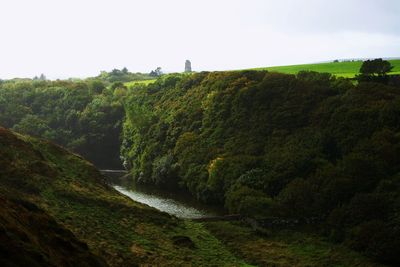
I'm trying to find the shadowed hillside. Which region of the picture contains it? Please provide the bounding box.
[0,127,252,266]
[0,196,107,267]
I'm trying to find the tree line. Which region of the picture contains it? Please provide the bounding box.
[0,79,125,168]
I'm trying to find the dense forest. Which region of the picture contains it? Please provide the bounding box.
[121,71,400,265]
[0,78,126,168]
[0,67,158,168]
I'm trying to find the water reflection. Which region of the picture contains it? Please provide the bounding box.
[114,186,215,218]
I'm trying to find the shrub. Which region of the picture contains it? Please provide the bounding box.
[225,185,273,218]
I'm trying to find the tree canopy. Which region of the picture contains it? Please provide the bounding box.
[360,58,393,76]
[0,79,125,168]
[122,71,400,265]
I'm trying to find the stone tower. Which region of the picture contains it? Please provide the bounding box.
[185,60,192,72]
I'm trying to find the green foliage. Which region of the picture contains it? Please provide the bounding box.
[225,185,273,217]
[121,70,400,265]
[88,79,106,94]
[12,114,53,138]
[236,168,266,190]
[96,68,153,84]
[359,58,393,76]
[0,79,124,168]
[357,58,394,83]
[151,153,178,186]
[206,155,261,203]
[149,67,162,77]
[276,178,316,218]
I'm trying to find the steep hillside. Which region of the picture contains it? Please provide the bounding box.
[0,196,107,267]
[122,71,400,265]
[0,127,247,266]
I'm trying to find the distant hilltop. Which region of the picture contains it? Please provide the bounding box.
[317,57,400,64]
[251,58,400,78]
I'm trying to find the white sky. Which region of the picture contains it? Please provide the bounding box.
[0,0,399,79]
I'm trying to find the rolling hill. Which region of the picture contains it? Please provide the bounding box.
[253,59,400,78]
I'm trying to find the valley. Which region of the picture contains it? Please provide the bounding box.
[1,61,399,266]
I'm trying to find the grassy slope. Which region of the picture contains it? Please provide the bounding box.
[0,127,248,266]
[205,222,386,267]
[252,59,400,78]
[0,195,107,267]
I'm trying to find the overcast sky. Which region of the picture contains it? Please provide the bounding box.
[0,0,399,79]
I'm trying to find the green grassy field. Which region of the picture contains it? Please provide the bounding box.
[253,59,400,78]
[124,79,156,88]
